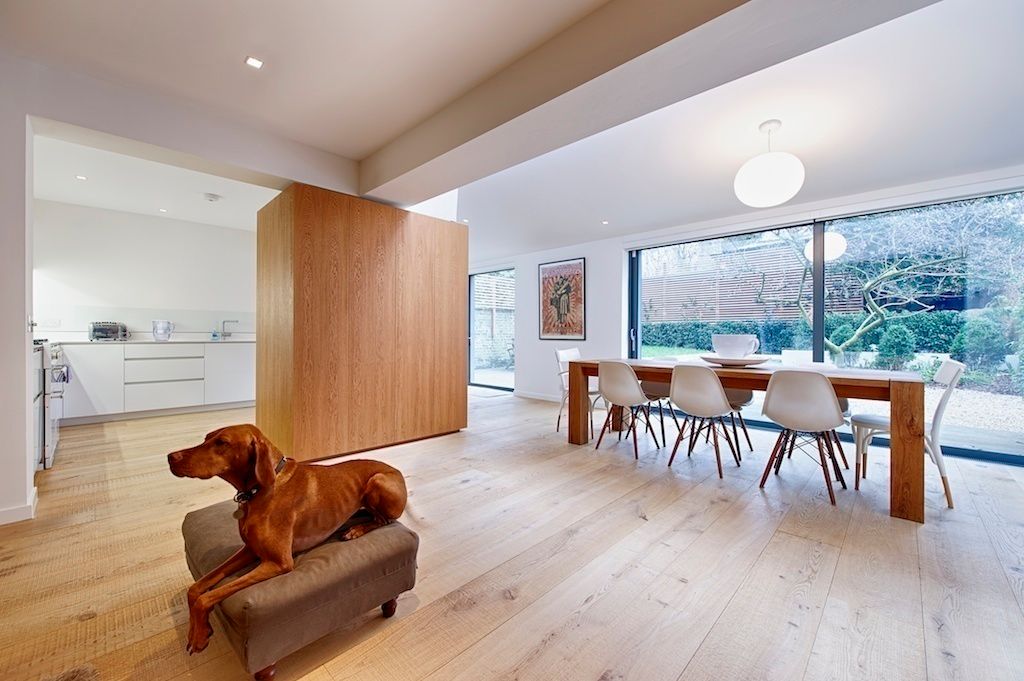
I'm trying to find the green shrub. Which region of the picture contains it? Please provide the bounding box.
[952,317,1008,368]
[875,325,916,370]
[829,322,859,351]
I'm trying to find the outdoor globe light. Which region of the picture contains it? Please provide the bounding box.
[804,232,848,262]
[734,119,805,208]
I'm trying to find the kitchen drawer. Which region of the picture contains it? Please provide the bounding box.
[124,343,205,359]
[124,380,204,412]
[124,357,204,383]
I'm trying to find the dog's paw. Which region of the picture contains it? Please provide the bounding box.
[186,618,214,654]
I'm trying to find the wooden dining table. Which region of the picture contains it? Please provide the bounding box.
[568,358,927,523]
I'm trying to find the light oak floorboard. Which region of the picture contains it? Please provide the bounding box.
[0,394,1021,681]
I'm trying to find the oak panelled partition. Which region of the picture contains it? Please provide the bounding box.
[256,183,468,460]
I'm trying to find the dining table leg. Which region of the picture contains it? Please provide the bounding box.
[568,362,590,445]
[889,379,925,523]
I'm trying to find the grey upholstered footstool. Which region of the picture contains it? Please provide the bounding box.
[182,500,419,679]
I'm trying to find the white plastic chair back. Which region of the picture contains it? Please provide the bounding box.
[929,359,965,443]
[555,347,581,393]
[669,365,732,418]
[763,370,845,432]
[598,361,648,408]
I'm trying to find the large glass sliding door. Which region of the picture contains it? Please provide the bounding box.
[630,190,1024,461]
[469,269,516,390]
[638,225,815,362]
[822,192,1024,458]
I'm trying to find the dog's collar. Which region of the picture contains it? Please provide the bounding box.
[233,457,288,504]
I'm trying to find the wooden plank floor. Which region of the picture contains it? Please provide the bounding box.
[2,392,1023,681]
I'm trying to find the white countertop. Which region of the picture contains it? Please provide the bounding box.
[55,338,255,345]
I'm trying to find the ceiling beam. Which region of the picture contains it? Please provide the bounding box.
[360,0,938,205]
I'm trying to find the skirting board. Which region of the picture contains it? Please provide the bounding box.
[513,390,560,403]
[61,401,255,426]
[0,486,38,526]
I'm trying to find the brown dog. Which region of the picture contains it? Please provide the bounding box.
[167,424,407,654]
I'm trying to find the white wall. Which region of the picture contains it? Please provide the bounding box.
[33,200,255,340]
[474,237,628,401]
[0,48,359,525]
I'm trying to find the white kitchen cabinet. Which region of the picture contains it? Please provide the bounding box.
[204,342,256,404]
[63,344,125,417]
[125,379,205,412]
[124,343,204,359]
[124,357,205,383]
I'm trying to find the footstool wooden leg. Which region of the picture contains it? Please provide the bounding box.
[382,598,398,618]
[254,663,277,680]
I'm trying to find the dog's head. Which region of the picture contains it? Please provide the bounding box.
[167,424,280,489]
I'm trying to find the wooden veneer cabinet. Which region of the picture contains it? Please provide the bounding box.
[256,183,468,460]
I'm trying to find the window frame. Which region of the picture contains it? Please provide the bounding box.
[626,190,1024,465]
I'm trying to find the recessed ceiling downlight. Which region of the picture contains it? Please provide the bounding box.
[734,119,805,208]
[245,56,264,69]
[158,208,168,213]
[204,193,223,203]
[75,175,87,181]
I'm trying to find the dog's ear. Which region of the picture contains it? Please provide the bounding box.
[251,433,278,490]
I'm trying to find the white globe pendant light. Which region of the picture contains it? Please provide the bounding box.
[734,119,805,208]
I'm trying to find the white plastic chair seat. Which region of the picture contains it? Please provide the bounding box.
[849,413,891,430]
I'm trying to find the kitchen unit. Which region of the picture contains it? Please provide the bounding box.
[61,340,255,421]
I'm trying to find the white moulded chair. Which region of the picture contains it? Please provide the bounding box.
[851,359,964,509]
[667,365,740,478]
[760,370,847,505]
[595,361,660,459]
[555,347,603,437]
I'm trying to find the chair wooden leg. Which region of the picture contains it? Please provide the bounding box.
[815,434,837,505]
[658,401,667,447]
[737,411,754,451]
[710,420,724,478]
[669,405,682,433]
[729,413,742,461]
[941,476,954,509]
[719,417,740,466]
[823,432,847,490]
[643,405,660,448]
[556,395,566,432]
[630,408,640,460]
[255,664,277,680]
[777,430,794,475]
[760,430,787,488]
[853,429,862,491]
[831,430,849,469]
[669,417,691,466]
[688,418,704,456]
[594,408,613,450]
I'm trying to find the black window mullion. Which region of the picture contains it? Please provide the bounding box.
[812,220,826,363]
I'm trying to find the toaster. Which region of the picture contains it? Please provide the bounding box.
[88,322,130,341]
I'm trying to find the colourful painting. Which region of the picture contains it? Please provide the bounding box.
[539,258,585,340]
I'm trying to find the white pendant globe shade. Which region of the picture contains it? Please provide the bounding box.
[734,151,805,208]
[803,232,848,262]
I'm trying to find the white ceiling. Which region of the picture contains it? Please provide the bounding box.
[458,0,1024,262]
[33,136,280,231]
[0,0,608,160]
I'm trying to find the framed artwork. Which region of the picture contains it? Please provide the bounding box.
[538,257,586,340]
